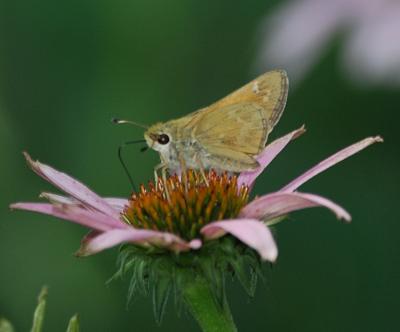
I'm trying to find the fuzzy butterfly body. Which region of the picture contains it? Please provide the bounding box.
[144,70,288,174]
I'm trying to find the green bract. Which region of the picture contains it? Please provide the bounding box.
[112,236,264,325]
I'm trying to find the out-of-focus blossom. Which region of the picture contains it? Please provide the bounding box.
[257,0,400,86]
[10,127,382,262]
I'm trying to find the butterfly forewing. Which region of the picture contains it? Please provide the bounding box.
[188,70,288,169]
[194,103,267,155]
[208,70,288,132]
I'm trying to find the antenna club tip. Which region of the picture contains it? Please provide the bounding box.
[111,118,148,129]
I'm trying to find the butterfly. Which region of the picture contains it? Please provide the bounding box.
[142,70,288,177]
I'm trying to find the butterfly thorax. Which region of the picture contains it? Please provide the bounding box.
[144,120,204,173]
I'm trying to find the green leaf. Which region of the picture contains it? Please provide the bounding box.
[66,314,80,332]
[31,287,48,332]
[0,318,15,332]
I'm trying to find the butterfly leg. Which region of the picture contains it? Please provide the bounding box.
[178,155,189,192]
[161,166,171,202]
[195,155,209,186]
[154,163,171,202]
[153,162,165,185]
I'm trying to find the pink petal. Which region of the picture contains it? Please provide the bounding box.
[23,152,119,219]
[240,192,351,222]
[77,228,200,256]
[280,136,383,193]
[201,219,278,262]
[238,126,306,188]
[104,198,129,212]
[10,203,127,232]
[80,230,101,245]
[39,193,128,214]
[40,192,79,205]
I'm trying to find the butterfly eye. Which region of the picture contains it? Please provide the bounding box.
[157,134,170,145]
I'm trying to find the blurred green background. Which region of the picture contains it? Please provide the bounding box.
[1,1,398,331]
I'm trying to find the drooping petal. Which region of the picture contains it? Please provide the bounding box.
[10,203,127,232]
[201,219,278,262]
[104,198,129,212]
[23,152,119,219]
[240,192,351,222]
[40,192,79,206]
[80,230,101,246]
[238,126,306,187]
[39,193,128,214]
[280,136,383,192]
[76,228,200,256]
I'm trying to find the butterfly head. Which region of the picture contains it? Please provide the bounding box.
[144,123,173,153]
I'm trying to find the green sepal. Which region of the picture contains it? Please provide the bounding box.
[0,318,15,332]
[197,256,226,308]
[152,276,172,324]
[66,314,80,332]
[228,253,258,297]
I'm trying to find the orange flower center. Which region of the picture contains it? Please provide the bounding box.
[122,170,249,240]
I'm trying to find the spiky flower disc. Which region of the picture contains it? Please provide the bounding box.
[123,170,250,240]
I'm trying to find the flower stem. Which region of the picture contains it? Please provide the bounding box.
[183,275,237,332]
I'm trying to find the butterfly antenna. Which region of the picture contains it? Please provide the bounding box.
[117,139,147,192]
[112,118,149,130]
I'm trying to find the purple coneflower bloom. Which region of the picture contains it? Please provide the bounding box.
[257,0,400,86]
[10,127,382,262]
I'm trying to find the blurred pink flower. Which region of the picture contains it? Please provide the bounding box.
[257,0,400,86]
[10,128,381,262]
